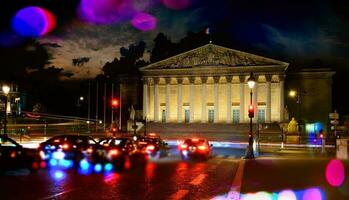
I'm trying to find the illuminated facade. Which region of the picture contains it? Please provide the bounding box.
[140,44,289,124]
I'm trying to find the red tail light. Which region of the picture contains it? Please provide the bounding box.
[180,144,188,149]
[108,149,119,156]
[87,148,93,153]
[62,143,70,150]
[146,145,155,151]
[198,145,207,151]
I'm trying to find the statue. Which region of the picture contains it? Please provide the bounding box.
[284,106,290,122]
[287,117,298,133]
[129,105,135,121]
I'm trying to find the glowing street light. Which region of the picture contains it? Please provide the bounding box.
[289,90,296,97]
[247,74,256,89]
[2,85,10,95]
[246,72,255,159]
[2,85,10,134]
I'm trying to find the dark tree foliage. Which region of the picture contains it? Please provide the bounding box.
[176,31,210,53]
[102,41,147,77]
[0,39,77,114]
[150,30,211,63]
[0,39,51,82]
[150,33,176,63]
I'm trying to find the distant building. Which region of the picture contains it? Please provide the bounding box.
[139,44,334,134]
[285,68,335,131]
[140,44,289,124]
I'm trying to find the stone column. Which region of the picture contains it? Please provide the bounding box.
[239,75,245,123]
[153,77,160,122]
[279,75,285,122]
[226,76,233,123]
[177,77,183,123]
[213,76,220,123]
[189,77,195,122]
[201,76,208,123]
[165,77,171,122]
[142,78,148,120]
[265,74,272,123]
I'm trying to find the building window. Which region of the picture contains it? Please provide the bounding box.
[162,110,166,123]
[232,109,240,124]
[258,109,265,123]
[184,110,190,123]
[208,109,214,123]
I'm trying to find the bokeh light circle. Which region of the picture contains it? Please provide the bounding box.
[254,191,273,200]
[241,191,272,200]
[302,187,323,200]
[162,0,191,10]
[78,0,135,24]
[131,12,157,31]
[278,190,297,200]
[325,159,345,187]
[12,6,56,37]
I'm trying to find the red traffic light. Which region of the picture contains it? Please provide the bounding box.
[111,98,119,108]
[248,104,254,118]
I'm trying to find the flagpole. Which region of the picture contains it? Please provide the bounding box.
[111,83,114,129]
[95,81,98,132]
[119,82,122,132]
[103,82,106,132]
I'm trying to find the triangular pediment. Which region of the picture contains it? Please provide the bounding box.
[140,44,288,71]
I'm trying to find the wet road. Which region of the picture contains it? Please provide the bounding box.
[0,147,244,200]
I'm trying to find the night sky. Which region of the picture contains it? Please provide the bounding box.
[1,0,349,113]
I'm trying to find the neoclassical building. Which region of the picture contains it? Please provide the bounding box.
[140,44,289,124]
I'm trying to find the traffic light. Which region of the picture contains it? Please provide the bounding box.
[319,133,323,139]
[248,104,254,118]
[111,98,119,109]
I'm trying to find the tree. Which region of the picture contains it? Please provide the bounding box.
[150,33,176,63]
[102,41,147,77]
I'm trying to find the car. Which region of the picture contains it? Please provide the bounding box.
[98,137,138,169]
[38,135,103,168]
[136,134,169,158]
[0,134,41,173]
[179,138,213,160]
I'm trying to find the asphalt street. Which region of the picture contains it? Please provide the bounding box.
[0,146,244,200]
[1,144,347,200]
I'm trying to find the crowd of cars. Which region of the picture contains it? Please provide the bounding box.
[1,133,213,174]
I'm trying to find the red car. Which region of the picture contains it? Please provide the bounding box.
[179,138,213,160]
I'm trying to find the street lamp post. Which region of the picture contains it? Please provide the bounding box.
[289,89,305,144]
[77,96,84,115]
[246,72,256,159]
[2,85,10,134]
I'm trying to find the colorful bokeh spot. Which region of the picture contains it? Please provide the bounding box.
[12,6,56,37]
[104,163,114,172]
[50,170,66,181]
[162,0,191,10]
[94,163,103,173]
[131,12,157,31]
[325,159,346,187]
[278,190,297,200]
[241,191,273,200]
[302,187,323,200]
[78,0,135,24]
